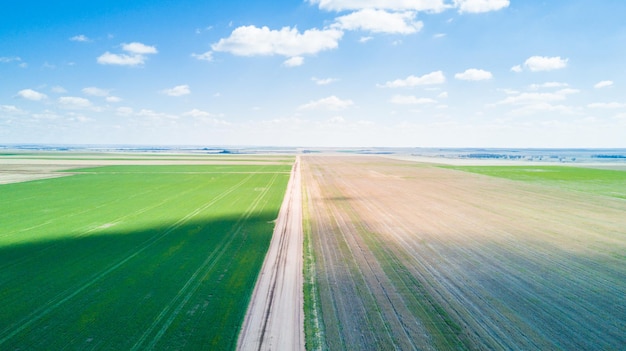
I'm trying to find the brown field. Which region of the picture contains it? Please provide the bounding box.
[302,156,626,350]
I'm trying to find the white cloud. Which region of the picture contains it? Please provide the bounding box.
[309,0,449,12]
[454,68,493,81]
[212,25,343,57]
[311,0,508,13]
[97,42,157,66]
[529,82,569,90]
[333,9,423,34]
[312,77,338,85]
[454,0,509,13]
[587,102,625,109]
[97,52,146,66]
[433,33,446,38]
[183,109,230,125]
[390,95,437,104]
[183,109,213,118]
[192,51,213,61]
[116,107,134,116]
[106,96,122,103]
[82,87,110,96]
[509,103,577,116]
[17,89,48,101]
[161,85,191,97]
[437,91,448,98]
[122,42,158,54]
[1,105,26,114]
[510,65,522,73]
[498,88,579,105]
[524,56,568,72]
[298,96,354,110]
[0,56,22,63]
[284,56,304,67]
[58,96,92,109]
[32,110,62,120]
[379,71,446,88]
[328,116,346,124]
[51,86,67,94]
[594,80,613,89]
[359,36,373,43]
[70,34,90,42]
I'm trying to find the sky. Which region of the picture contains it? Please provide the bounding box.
[1,0,625,147]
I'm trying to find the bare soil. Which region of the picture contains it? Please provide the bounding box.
[302,156,626,350]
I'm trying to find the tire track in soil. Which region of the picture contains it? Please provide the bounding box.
[237,157,304,351]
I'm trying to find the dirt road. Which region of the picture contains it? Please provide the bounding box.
[237,156,304,351]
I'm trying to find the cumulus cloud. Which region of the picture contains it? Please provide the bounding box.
[454,68,493,81]
[298,96,354,110]
[97,42,157,66]
[529,82,569,90]
[82,87,110,96]
[116,107,134,116]
[212,25,343,57]
[310,0,508,13]
[58,96,92,109]
[359,36,373,43]
[161,85,191,97]
[51,86,67,94]
[510,65,522,73]
[312,77,338,85]
[309,0,449,12]
[191,51,213,61]
[497,88,579,105]
[17,89,48,101]
[379,71,446,88]
[97,52,146,66]
[183,109,230,125]
[390,95,437,104]
[333,9,423,34]
[70,34,90,42]
[594,80,613,89]
[1,105,26,114]
[106,96,122,103]
[122,42,158,54]
[0,56,22,63]
[284,56,304,67]
[509,103,577,116]
[454,0,509,13]
[524,56,568,72]
[587,102,625,109]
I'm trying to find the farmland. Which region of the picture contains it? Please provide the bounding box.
[2,151,625,350]
[0,156,292,350]
[302,156,626,350]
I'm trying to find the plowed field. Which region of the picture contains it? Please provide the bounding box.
[302,156,625,350]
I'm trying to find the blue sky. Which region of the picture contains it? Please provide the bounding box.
[1,0,625,147]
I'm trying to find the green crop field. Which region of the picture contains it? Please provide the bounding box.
[441,165,626,199]
[0,164,290,350]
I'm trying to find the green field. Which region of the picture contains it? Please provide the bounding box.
[0,164,290,350]
[441,165,626,199]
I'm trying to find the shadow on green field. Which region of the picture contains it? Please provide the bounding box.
[0,214,275,351]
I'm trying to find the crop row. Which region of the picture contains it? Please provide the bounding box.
[0,165,289,350]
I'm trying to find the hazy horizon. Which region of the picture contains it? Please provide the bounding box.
[2,0,625,147]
